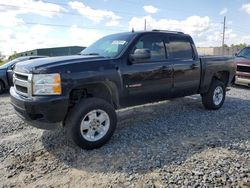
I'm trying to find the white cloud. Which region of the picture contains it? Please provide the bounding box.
[0,0,66,18]
[68,1,120,25]
[68,25,104,46]
[143,5,159,14]
[0,0,66,28]
[128,15,249,47]
[0,25,59,56]
[242,3,250,14]
[0,24,105,56]
[129,15,210,36]
[219,8,228,15]
[105,20,120,27]
[0,11,24,27]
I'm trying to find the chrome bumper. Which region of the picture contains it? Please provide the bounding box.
[235,76,250,87]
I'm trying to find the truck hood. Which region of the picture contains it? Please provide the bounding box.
[14,55,110,74]
[235,57,250,66]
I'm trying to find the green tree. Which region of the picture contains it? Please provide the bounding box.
[230,43,247,48]
[8,51,18,61]
[0,52,6,66]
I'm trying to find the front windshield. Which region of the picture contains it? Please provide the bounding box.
[237,47,250,59]
[80,33,135,58]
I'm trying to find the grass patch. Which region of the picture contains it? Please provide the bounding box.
[0,61,6,66]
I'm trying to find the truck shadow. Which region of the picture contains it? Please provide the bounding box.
[232,84,250,90]
[41,95,250,174]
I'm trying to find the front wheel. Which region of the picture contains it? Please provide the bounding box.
[201,79,226,110]
[65,98,117,149]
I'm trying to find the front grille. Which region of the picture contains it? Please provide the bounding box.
[15,73,28,81]
[13,72,32,97]
[237,65,250,73]
[16,85,28,93]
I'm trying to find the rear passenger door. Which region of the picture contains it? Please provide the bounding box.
[168,35,200,96]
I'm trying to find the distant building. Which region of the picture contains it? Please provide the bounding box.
[197,47,243,56]
[12,46,85,59]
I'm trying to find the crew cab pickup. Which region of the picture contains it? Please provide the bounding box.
[10,30,235,149]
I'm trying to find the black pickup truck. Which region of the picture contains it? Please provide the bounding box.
[10,30,235,149]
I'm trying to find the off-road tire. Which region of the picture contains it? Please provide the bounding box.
[65,98,117,149]
[201,79,226,110]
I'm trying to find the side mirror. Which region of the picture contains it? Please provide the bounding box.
[235,53,238,57]
[8,64,15,70]
[129,48,151,63]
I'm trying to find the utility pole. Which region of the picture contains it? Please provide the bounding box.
[144,19,147,31]
[222,16,226,55]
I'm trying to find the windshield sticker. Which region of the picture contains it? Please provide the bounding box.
[112,40,127,45]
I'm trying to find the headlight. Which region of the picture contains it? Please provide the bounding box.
[32,73,61,95]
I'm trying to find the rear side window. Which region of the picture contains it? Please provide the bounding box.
[169,36,193,60]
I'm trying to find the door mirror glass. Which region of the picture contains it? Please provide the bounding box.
[8,64,15,70]
[129,48,151,63]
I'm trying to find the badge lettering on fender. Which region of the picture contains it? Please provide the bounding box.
[126,83,142,88]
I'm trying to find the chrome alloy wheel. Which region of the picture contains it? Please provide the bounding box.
[213,86,224,105]
[80,109,110,142]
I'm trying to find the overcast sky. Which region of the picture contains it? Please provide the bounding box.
[0,0,250,56]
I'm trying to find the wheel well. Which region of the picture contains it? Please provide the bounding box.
[213,71,230,86]
[0,79,5,89]
[69,83,118,109]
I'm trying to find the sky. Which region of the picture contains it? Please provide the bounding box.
[0,0,250,56]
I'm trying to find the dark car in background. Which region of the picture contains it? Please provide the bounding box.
[235,47,250,87]
[0,56,47,94]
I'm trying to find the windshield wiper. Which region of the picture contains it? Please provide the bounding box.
[81,53,100,56]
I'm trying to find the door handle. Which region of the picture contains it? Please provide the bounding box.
[191,64,199,69]
[162,65,167,69]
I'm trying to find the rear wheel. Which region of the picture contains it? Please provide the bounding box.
[65,98,117,149]
[0,81,4,94]
[201,79,226,110]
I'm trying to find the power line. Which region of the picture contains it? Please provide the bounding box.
[21,21,128,31]
[0,2,249,35]
[0,3,120,20]
[0,3,225,25]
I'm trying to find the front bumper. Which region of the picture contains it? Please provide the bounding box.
[235,76,250,87]
[10,87,69,130]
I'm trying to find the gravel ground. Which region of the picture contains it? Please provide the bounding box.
[0,86,249,188]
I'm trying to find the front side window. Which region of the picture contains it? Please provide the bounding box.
[237,47,250,59]
[169,36,193,60]
[132,35,166,61]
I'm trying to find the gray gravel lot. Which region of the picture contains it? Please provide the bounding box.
[0,86,249,187]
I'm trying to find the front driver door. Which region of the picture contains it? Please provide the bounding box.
[120,34,173,106]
